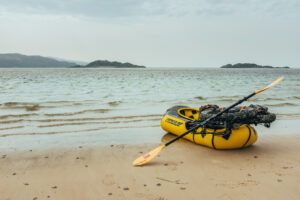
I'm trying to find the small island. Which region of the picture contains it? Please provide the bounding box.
[0,53,76,68]
[71,60,146,68]
[221,63,290,69]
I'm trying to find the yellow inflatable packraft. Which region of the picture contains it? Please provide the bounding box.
[161,106,258,149]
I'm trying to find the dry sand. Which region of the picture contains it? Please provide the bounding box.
[0,134,300,200]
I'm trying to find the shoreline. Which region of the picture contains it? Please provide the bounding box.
[1,134,300,200]
[1,119,300,153]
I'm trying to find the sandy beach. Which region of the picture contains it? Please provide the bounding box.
[1,134,299,200]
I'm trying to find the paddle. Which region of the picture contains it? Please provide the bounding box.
[133,77,284,166]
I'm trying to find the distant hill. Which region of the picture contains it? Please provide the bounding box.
[71,60,146,68]
[221,63,290,69]
[0,53,77,68]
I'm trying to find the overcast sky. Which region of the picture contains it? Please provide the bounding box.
[0,0,299,67]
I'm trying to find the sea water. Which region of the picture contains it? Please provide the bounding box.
[0,68,299,151]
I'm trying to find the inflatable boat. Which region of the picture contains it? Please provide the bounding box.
[161,105,259,149]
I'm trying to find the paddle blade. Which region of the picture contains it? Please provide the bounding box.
[255,76,284,94]
[132,144,166,166]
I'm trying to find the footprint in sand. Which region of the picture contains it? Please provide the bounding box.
[12,173,16,176]
[33,197,38,200]
[282,166,293,169]
[180,187,186,190]
[24,183,29,186]
[123,187,129,191]
[156,183,161,187]
[51,186,57,189]
[108,193,112,195]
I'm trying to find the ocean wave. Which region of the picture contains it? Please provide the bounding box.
[37,117,161,128]
[0,126,24,131]
[44,100,98,105]
[0,119,24,124]
[194,96,206,100]
[276,113,300,119]
[0,113,38,120]
[45,100,74,104]
[264,103,298,107]
[93,114,162,120]
[3,102,27,107]
[1,101,100,110]
[30,114,162,123]
[263,97,285,101]
[1,102,53,111]
[0,124,160,138]
[108,101,122,107]
[0,113,161,125]
[193,96,298,103]
[44,109,111,117]
[38,122,101,128]
[25,104,40,111]
[216,95,241,99]
[3,102,40,107]
[215,98,235,102]
[288,96,300,100]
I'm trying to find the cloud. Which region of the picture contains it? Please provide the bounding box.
[0,0,165,18]
[0,0,299,19]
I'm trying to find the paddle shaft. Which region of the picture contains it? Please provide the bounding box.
[165,92,256,146]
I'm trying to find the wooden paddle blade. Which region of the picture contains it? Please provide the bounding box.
[255,77,284,94]
[132,145,166,166]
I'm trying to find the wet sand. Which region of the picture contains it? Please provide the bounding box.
[0,134,300,200]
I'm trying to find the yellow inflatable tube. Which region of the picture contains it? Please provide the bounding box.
[161,106,258,149]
